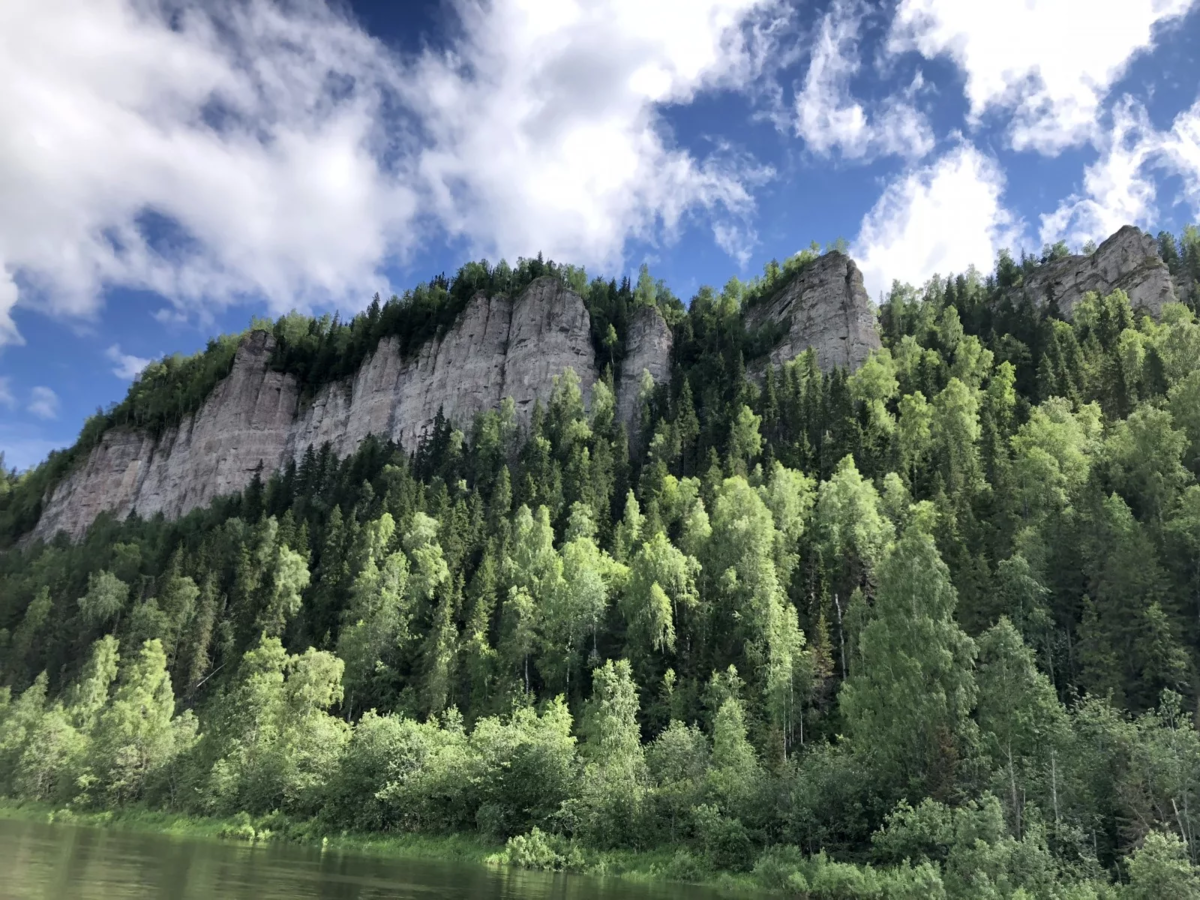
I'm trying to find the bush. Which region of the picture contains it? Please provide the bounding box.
[504,828,585,871]
[692,803,755,872]
[807,852,886,899]
[657,848,713,883]
[753,844,807,890]
[217,811,258,842]
[1124,831,1200,900]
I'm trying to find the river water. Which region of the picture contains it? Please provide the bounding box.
[0,818,730,900]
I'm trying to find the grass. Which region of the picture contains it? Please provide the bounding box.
[0,801,767,897]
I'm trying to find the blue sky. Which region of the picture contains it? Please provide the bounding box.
[2,0,1200,471]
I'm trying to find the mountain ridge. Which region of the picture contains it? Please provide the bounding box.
[19,226,1179,543]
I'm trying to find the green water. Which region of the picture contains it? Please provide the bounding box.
[0,818,729,900]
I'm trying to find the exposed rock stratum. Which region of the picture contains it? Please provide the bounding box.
[1019,225,1176,317]
[33,228,1169,543]
[744,251,880,374]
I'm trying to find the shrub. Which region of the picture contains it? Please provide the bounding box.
[504,828,584,871]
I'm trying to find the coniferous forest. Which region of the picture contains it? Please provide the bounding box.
[6,230,1200,896]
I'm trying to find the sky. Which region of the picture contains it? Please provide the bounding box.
[2,0,1200,471]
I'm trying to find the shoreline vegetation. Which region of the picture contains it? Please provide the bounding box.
[0,802,771,895]
[7,235,1200,898]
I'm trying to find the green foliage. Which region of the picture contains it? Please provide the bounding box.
[7,232,1200,894]
[504,827,585,871]
[1124,831,1200,899]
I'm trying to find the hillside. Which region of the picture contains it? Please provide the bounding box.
[4,225,1200,896]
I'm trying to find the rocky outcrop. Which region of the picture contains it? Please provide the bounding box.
[744,251,880,373]
[33,331,299,540]
[289,277,598,462]
[27,252,903,543]
[32,279,599,542]
[616,305,674,430]
[1174,273,1195,310]
[1020,225,1177,317]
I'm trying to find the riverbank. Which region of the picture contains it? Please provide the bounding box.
[0,802,765,897]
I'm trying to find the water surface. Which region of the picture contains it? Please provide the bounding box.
[0,818,727,900]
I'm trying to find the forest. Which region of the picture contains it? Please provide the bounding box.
[4,228,1200,897]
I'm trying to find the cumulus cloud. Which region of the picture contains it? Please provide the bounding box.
[1040,100,1160,247]
[0,376,14,410]
[1042,96,1200,247]
[1,0,419,342]
[0,0,779,347]
[28,386,59,420]
[795,0,933,161]
[889,0,1197,154]
[1160,99,1200,215]
[853,142,1023,301]
[106,344,153,381]
[402,0,780,270]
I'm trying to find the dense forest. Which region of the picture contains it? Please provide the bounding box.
[4,228,1200,896]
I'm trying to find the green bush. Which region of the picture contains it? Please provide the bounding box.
[504,827,584,871]
[217,812,258,842]
[1124,831,1200,899]
[692,803,755,872]
[753,844,807,890]
[657,848,713,883]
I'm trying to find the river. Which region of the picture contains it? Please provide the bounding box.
[0,818,732,900]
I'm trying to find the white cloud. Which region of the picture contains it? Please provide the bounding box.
[1,0,418,343]
[1160,99,1200,215]
[853,142,1023,301]
[1040,99,1160,247]
[1,0,779,347]
[889,0,1198,154]
[0,271,19,349]
[28,386,59,420]
[0,376,14,410]
[1041,95,1200,247]
[795,0,933,161]
[402,0,780,270]
[106,344,153,380]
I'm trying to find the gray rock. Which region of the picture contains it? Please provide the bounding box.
[31,279,599,542]
[1019,225,1177,318]
[616,305,673,431]
[32,331,299,541]
[744,251,880,373]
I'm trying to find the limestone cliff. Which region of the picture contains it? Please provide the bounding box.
[29,256,888,543]
[290,277,597,462]
[616,305,674,430]
[32,278,598,542]
[744,251,880,373]
[33,331,298,540]
[1019,225,1177,317]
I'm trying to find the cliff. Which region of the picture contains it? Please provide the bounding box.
[1019,225,1177,317]
[616,305,674,431]
[32,331,299,541]
[744,251,881,373]
[290,278,599,460]
[29,257,884,543]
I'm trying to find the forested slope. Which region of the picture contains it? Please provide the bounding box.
[4,228,1200,896]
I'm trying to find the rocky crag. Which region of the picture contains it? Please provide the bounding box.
[1020,225,1176,317]
[744,251,880,374]
[616,305,674,431]
[36,227,1172,545]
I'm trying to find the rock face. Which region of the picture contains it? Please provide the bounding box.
[290,277,598,462]
[616,305,674,430]
[33,331,299,540]
[1020,225,1177,317]
[32,279,599,542]
[29,257,895,543]
[744,251,880,373]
